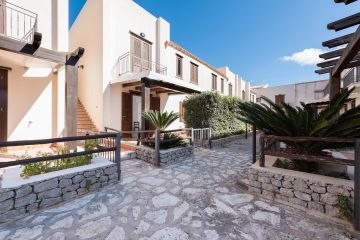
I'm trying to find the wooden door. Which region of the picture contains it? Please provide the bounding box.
[0,69,7,141]
[131,35,151,73]
[122,92,132,138]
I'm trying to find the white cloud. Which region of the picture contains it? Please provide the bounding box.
[280,48,325,66]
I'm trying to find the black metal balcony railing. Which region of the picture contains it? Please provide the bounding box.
[115,52,167,76]
[0,1,38,43]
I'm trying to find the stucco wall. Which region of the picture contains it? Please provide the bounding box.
[253,80,328,106]
[6,63,57,140]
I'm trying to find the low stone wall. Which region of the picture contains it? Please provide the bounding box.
[135,145,194,166]
[245,166,354,218]
[210,134,244,148]
[0,163,118,223]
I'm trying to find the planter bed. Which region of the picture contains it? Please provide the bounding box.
[0,157,118,223]
[244,162,354,220]
[210,134,245,148]
[135,145,194,166]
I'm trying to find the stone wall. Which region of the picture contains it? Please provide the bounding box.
[135,146,194,166]
[245,166,354,218]
[0,164,118,223]
[210,134,244,148]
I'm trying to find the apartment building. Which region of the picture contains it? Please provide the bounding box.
[0,0,84,141]
[70,0,253,133]
[252,68,360,112]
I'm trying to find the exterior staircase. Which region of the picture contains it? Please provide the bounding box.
[77,99,98,134]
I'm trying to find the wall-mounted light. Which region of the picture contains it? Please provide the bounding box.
[78,65,84,69]
[140,32,145,38]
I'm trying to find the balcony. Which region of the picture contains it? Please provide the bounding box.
[0,1,38,43]
[115,52,167,76]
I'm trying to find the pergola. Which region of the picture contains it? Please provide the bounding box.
[0,32,84,137]
[315,0,360,99]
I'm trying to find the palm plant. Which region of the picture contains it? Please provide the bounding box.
[237,88,360,154]
[142,110,179,130]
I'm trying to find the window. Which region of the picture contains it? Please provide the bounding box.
[242,90,246,100]
[275,94,285,105]
[344,103,348,112]
[250,94,255,102]
[351,100,356,109]
[256,97,261,103]
[179,101,185,122]
[176,54,183,78]
[190,62,198,84]
[212,74,217,91]
[229,84,233,96]
[221,78,224,94]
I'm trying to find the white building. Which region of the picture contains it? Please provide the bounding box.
[69,0,253,133]
[0,0,75,142]
[252,68,360,112]
[252,80,329,106]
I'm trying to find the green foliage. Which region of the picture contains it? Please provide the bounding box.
[183,91,245,139]
[20,139,97,178]
[161,133,188,149]
[142,110,179,130]
[238,88,360,154]
[337,195,353,222]
[273,158,319,174]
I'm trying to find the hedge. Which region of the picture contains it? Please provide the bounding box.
[183,91,245,139]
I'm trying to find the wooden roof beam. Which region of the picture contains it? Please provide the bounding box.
[328,12,360,31]
[316,60,360,74]
[123,82,141,88]
[334,0,357,4]
[322,33,353,48]
[317,53,360,68]
[320,48,345,60]
[332,26,360,76]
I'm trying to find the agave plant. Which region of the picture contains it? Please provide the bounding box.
[237,88,360,154]
[142,110,179,130]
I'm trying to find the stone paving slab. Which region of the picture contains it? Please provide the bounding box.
[0,138,356,240]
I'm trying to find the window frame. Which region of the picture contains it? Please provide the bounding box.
[229,83,233,97]
[212,74,217,91]
[176,54,183,79]
[190,62,198,84]
[221,78,224,94]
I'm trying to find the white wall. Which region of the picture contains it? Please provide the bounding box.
[69,0,103,129]
[253,80,328,106]
[160,94,187,129]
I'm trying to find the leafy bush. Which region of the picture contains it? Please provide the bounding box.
[183,91,245,139]
[20,139,97,178]
[238,88,360,154]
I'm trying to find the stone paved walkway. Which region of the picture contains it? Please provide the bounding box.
[0,137,355,240]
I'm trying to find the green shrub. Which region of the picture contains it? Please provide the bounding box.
[183,91,245,139]
[20,139,97,178]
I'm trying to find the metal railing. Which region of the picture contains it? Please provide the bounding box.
[115,52,167,76]
[0,1,38,43]
[0,133,121,180]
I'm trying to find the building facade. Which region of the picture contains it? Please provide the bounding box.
[0,0,71,141]
[69,0,253,132]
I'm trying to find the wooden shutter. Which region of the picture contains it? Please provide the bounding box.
[0,69,7,141]
[179,102,184,122]
[0,0,5,34]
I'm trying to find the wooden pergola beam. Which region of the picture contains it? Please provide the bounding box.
[0,34,67,64]
[320,48,345,60]
[332,26,360,76]
[334,0,357,4]
[123,82,141,88]
[316,60,360,74]
[328,12,360,31]
[322,33,353,48]
[317,53,360,68]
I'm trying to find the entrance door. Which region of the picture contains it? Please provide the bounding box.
[0,69,7,141]
[122,92,133,138]
[131,35,151,73]
[149,97,160,130]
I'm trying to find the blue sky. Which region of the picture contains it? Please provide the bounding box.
[69,0,357,86]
